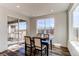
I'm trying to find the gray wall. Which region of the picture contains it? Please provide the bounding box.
[29,11,68,47]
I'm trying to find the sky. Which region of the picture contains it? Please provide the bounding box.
[19,22,27,30]
[73,5,79,28]
[37,18,54,29]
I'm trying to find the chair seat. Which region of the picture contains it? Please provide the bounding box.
[35,45,46,50]
[42,40,49,43]
[42,39,51,44]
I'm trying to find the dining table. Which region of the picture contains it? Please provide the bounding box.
[41,36,54,56]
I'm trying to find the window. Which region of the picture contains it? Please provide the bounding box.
[18,21,27,41]
[19,22,27,30]
[37,18,54,36]
[8,20,27,46]
[73,5,79,41]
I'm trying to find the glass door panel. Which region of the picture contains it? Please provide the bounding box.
[18,20,27,55]
[8,17,27,55]
[18,20,27,44]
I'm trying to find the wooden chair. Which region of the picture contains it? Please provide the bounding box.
[24,36,34,56]
[33,37,46,56]
[44,34,49,40]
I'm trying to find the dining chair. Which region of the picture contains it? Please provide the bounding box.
[44,34,49,40]
[24,36,34,56]
[33,37,47,56]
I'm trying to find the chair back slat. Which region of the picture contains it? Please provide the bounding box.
[25,36,31,45]
[33,37,41,47]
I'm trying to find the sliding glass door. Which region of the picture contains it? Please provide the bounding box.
[18,20,27,45]
[8,20,19,46]
[8,17,27,52]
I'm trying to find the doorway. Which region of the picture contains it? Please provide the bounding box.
[7,16,27,53]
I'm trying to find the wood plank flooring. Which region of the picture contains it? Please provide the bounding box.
[0,44,71,56]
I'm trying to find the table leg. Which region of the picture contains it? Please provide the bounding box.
[25,46,27,56]
[25,43,26,56]
[47,44,49,56]
[50,40,52,50]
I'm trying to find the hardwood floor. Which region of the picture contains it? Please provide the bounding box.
[49,45,71,56]
[0,44,71,56]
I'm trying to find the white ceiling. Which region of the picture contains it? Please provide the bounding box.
[0,3,70,17]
